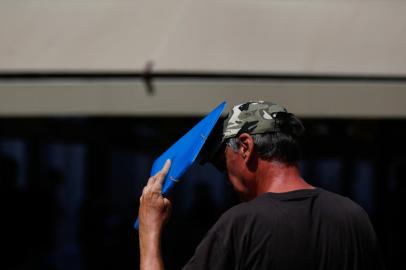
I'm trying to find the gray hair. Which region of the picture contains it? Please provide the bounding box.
[226,132,302,164]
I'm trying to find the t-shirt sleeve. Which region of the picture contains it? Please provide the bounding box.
[181,228,234,270]
[353,206,386,269]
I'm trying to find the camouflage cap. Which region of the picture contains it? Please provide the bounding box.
[222,101,289,140]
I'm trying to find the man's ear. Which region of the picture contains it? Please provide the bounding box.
[237,133,255,163]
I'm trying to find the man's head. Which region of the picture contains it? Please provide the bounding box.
[222,101,304,164]
[213,101,305,200]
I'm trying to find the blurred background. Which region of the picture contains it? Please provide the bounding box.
[1,0,406,269]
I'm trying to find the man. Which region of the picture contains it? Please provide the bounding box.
[138,101,385,270]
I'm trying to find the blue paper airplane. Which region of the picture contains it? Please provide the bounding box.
[134,101,227,229]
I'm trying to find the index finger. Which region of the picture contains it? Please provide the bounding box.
[153,159,171,188]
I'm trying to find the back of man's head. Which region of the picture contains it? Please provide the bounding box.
[222,101,304,165]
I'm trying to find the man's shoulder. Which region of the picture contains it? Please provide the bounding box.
[211,196,274,232]
[319,189,364,210]
[317,188,370,223]
[216,201,255,223]
[220,195,274,218]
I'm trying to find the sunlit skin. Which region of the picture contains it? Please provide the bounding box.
[139,160,172,270]
[138,133,313,270]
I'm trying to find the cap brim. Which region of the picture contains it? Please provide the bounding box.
[197,116,225,165]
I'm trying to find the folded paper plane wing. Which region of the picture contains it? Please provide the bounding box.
[134,101,227,229]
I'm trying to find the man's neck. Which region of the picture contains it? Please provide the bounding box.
[255,160,314,195]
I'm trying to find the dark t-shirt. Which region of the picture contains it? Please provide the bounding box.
[182,188,385,270]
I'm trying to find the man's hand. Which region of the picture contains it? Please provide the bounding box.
[139,159,172,270]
